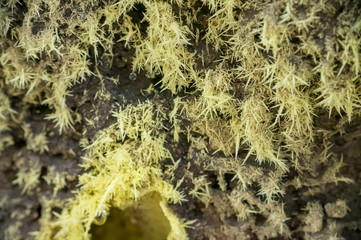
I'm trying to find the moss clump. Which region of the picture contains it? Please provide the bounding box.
[32,101,190,239]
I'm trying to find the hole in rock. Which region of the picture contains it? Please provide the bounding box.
[91,192,171,240]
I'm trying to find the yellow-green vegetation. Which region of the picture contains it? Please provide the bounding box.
[0,0,360,239]
[33,101,191,239]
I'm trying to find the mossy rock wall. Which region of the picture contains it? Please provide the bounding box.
[0,0,361,239]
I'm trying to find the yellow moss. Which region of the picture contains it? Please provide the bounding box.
[189,175,211,199]
[132,0,196,93]
[240,97,287,170]
[43,166,77,197]
[4,221,22,240]
[202,0,240,50]
[228,190,258,220]
[324,200,350,219]
[196,68,236,118]
[266,203,289,235]
[303,201,324,233]
[12,156,41,194]
[22,123,49,153]
[34,102,187,240]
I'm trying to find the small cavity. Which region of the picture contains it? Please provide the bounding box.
[91,192,171,240]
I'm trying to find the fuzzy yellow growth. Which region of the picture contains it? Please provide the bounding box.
[189,175,211,199]
[303,201,324,233]
[37,102,186,240]
[202,0,240,50]
[22,123,49,153]
[169,97,187,143]
[0,47,36,89]
[0,90,15,122]
[258,169,285,203]
[315,62,359,122]
[225,0,360,170]
[240,97,287,170]
[267,203,289,235]
[196,68,236,118]
[43,166,77,197]
[0,4,13,40]
[228,190,258,220]
[186,109,236,156]
[272,89,314,167]
[279,1,321,32]
[0,90,14,153]
[12,156,41,194]
[4,222,22,240]
[229,185,292,238]
[324,200,350,219]
[132,0,195,93]
[1,0,360,239]
[30,197,67,240]
[179,65,243,157]
[0,0,114,133]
